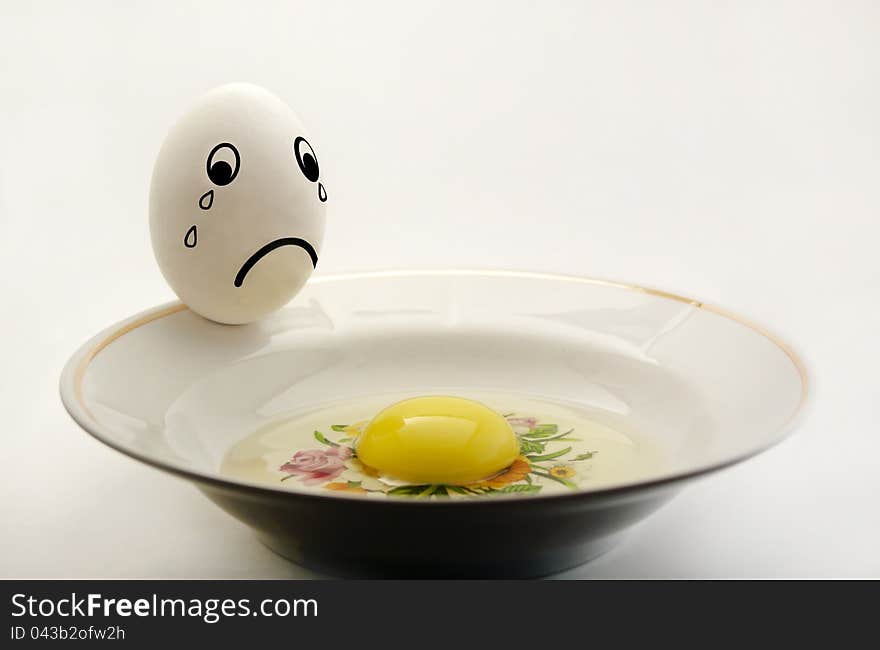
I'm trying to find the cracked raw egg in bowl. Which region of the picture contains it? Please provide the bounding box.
[355,396,519,485]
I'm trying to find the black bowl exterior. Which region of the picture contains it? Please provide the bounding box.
[198,481,679,578]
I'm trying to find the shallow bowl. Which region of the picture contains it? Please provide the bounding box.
[60,270,807,577]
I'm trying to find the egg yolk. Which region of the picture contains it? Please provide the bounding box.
[355,396,519,485]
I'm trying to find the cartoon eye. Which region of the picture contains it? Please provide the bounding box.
[206,143,240,186]
[293,136,320,182]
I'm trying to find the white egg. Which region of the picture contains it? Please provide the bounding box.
[149,83,327,324]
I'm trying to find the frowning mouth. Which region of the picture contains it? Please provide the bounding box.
[233,237,318,288]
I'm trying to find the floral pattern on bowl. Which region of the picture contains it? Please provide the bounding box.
[278,414,598,498]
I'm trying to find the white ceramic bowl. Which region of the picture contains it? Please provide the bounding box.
[60,270,807,576]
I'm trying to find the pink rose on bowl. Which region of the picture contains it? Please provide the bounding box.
[506,416,537,432]
[280,446,352,485]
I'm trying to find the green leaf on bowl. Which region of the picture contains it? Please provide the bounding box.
[571,452,598,461]
[518,438,545,455]
[330,424,348,432]
[446,485,487,496]
[526,446,572,462]
[497,484,542,494]
[387,484,433,496]
[523,424,558,438]
[521,429,574,443]
[313,430,339,447]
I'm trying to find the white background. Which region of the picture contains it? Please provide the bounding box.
[1,1,877,578]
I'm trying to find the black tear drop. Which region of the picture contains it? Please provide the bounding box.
[199,189,214,210]
[184,225,197,248]
[318,182,327,202]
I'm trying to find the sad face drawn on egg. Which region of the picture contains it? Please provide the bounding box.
[150,83,327,325]
[195,138,324,286]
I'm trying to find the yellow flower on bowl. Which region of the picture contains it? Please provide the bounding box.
[549,465,576,479]
[325,482,368,494]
